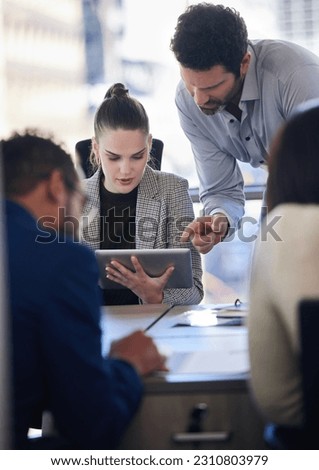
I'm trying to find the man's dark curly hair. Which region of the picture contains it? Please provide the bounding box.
[170,3,248,76]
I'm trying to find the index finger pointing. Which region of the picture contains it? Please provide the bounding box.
[180,220,200,242]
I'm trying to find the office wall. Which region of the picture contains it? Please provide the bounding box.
[0,0,87,152]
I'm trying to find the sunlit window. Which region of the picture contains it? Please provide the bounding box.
[2,0,318,181]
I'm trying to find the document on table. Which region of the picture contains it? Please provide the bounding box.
[154,330,249,375]
[171,309,247,327]
[101,304,171,354]
[165,348,249,375]
[101,302,250,374]
[149,308,248,336]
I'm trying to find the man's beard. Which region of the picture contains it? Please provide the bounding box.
[199,102,226,116]
[198,76,244,116]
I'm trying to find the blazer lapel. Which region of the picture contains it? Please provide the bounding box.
[81,169,101,251]
[136,166,161,249]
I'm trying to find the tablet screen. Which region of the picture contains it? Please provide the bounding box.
[95,248,193,289]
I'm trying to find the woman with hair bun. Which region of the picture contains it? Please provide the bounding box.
[81,83,203,306]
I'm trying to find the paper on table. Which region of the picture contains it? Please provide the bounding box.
[171,309,245,327]
[166,348,249,375]
[173,310,219,327]
[155,331,249,375]
[100,304,170,354]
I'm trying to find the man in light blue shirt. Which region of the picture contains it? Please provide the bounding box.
[170,3,319,253]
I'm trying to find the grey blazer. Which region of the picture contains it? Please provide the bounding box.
[81,165,203,305]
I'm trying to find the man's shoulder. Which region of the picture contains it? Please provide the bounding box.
[251,39,319,69]
[28,226,97,272]
[54,237,96,266]
[39,239,99,296]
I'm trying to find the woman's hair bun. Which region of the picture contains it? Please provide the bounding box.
[104,83,129,99]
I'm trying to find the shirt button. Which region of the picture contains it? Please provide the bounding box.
[230,119,235,123]
[245,136,251,141]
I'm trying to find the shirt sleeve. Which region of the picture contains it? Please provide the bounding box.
[41,244,143,449]
[175,83,245,229]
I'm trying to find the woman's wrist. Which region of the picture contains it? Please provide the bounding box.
[142,290,164,304]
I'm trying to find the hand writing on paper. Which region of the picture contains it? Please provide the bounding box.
[109,330,168,376]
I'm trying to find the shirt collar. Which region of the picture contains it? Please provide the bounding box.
[240,42,259,103]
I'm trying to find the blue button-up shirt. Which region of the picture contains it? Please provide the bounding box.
[176,39,319,228]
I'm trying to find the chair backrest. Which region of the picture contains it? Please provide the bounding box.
[75,139,93,178]
[149,138,163,171]
[75,137,163,178]
[299,299,319,437]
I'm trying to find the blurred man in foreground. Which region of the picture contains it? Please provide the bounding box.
[1,131,166,449]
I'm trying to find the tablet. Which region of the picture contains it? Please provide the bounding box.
[95,248,193,290]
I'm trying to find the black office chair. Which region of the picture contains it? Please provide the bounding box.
[75,137,163,178]
[264,299,319,449]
